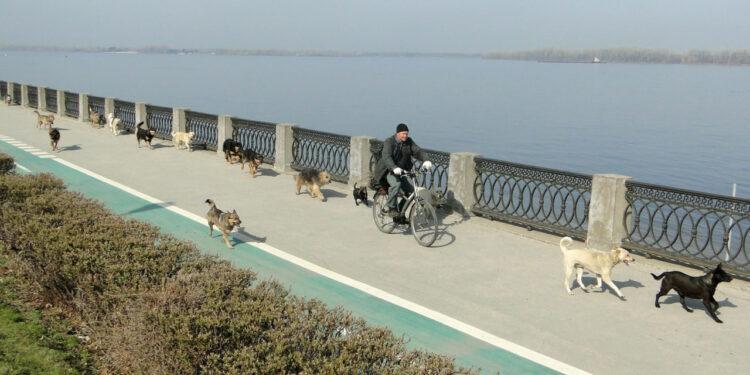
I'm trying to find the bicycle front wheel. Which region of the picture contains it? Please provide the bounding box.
[372,190,398,234]
[410,197,438,247]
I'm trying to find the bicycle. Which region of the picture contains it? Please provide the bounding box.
[371,169,439,247]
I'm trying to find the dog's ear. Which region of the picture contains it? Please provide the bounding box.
[716,263,723,270]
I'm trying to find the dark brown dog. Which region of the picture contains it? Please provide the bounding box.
[240,149,264,177]
[205,199,242,249]
[353,182,368,206]
[48,127,60,151]
[222,139,243,164]
[652,263,733,323]
[295,168,332,202]
[135,121,156,148]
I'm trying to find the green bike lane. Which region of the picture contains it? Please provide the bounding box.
[0,137,586,375]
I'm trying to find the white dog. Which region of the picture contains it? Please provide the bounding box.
[560,236,635,300]
[171,131,195,151]
[106,113,123,135]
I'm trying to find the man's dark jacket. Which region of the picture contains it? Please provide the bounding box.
[371,135,427,187]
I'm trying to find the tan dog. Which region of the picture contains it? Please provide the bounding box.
[34,110,55,129]
[560,236,635,300]
[89,107,102,128]
[205,199,242,249]
[295,168,332,202]
[171,131,195,151]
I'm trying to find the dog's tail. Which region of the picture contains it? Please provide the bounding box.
[354,182,358,189]
[205,199,216,208]
[651,272,666,280]
[136,121,144,129]
[559,236,573,253]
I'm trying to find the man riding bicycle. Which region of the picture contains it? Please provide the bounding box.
[372,123,433,217]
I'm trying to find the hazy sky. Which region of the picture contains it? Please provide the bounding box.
[1,0,748,53]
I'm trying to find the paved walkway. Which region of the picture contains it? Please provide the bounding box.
[2,104,749,374]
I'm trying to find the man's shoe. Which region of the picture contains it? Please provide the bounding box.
[381,207,400,218]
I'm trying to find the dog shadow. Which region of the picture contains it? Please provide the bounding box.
[257,167,279,177]
[320,189,347,199]
[58,144,81,152]
[234,228,266,243]
[661,295,737,311]
[579,277,644,295]
[121,201,177,216]
[150,143,172,150]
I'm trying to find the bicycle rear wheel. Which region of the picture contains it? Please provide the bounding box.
[372,190,398,233]
[410,197,438,247]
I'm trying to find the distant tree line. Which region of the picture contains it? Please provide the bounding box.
[483,48,750,65]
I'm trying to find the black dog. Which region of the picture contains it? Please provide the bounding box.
[353,182,368,206]
[135,121,156,148]
[48,127,60,151]
[652,263,733,323]
[222,139,243,164]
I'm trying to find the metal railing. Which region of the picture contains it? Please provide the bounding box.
[27,85,38,108]
[64,91,79,118]
[12,85,21,105]
[624,181,750,278]
[232,117,276,163]
[88,95,105,118]
[146,104,172,140]
[45,88,57,113]
[472,158,592,239]
[185,110,218,151]
[369,139,449,195]
[0,81,6,98]
[114,100,136,132]
[292,127,350,183]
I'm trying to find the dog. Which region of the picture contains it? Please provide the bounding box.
[222,139,243,164]
[135,121,156,148]
[171,131,195,151]
[205,199,242,249]
[106,113,123,135]
[560,236,635,300]
[652,263,733,323]
[353,183,368,206]
[295,168,332,202]
[48,127,60,151]
[34,110,55,129]
[239,149,264,177]
[89,107,102,128]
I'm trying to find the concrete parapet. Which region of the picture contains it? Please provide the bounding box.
[135,102,147,126]
[349,136,374,187]
[6,82,14,103]
[274,123,295,173]
[20,85,28,107]
[56,90,65,117]
[37,87,46,111]
[586,174,631,251]
[79,94,89,122]
[448,152,480,217]
[217,115,233,157]
[104,98,114,117]
[172,108,187,134]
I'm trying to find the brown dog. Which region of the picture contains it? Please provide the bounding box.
[48,127,60,151]
[295,168,332,202]
[240,149,264,177]
[89,108,102,128]
[34,110,55,129]
[205,199,242,249]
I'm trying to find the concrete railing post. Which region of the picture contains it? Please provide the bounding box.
[586,174,631,251]
[37,87,46,111]
[448,152,480,216]
[20,85,28,107]
[274,123,295,173]
[172,108,187,134]
[217,115,233,157]
[7,82,14,104]
[348,136,374,187]
[104,97,115,117]
[79,93,89,122]
[135,102,147,126]
[56,90,65,117]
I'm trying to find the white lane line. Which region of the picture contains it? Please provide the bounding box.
[38,155,57,158]
[51,157,589,375]
[14,162,30,172]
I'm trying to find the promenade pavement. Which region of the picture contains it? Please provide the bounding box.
[2,104,749,374]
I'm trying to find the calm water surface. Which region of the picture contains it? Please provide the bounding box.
[2,51,748,197]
